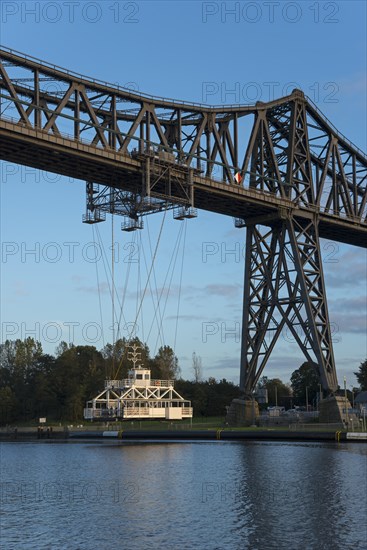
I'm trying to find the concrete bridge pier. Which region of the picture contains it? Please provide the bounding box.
[319,395,358,427]
[226,398,260,427]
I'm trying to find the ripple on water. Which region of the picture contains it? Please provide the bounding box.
[0,441,366,549]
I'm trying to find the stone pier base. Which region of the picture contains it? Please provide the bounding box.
[319,395,357,427]
[226,398,259,427]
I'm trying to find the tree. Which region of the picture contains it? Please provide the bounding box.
[192,352,203,382]
[53,345,105,421]
[291,362,321,407]
[101,337,152,379]
[354,359,367,391]
[101,338,127,379]
[175,380,208,417]
[205,378,241,416]
[153,346,181,379]
[0,338,44,421]
[24,353,57,420]
[259,377,292,408]
[55,341,70,357]
[176,378,241,417]
[0,386,17,424]
[0,338,43,381]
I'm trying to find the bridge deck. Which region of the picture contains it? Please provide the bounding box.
[1,118,366,247]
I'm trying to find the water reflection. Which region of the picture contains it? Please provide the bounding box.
[0,441,366,549]
[228,442,367,549]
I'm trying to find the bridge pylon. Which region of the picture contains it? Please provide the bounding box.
[239,94,339,400]
[240,217,338,398]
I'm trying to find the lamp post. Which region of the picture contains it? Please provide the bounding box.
[350,386,355,411]
[318,384,323,414]
[343,376,348,428]
[251,390,256,427]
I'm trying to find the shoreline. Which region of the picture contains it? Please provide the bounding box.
[1,428,366,443]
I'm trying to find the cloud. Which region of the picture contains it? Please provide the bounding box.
[184,283,242,303]
[165,314,206,322]
[204,283,242,298]
[336,355,365,369]
[328,295,367,334]
[330,296,367,312]
[211,356,239,371]
[75,282,110,294]
[207,356,241,384]
[323,248,367,289]
[339,73,367,96]
[330,314,366,335]
[204,352,305,385]
[13,280,29,297]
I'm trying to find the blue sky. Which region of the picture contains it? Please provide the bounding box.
[0,0,366,387]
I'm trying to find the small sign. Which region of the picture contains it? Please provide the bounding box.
[234,172,242,184]
[256,389,268,404]
[39,417,46,424]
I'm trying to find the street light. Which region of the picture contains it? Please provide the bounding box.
[350,386,355,411]
[318,384,322,414]
[343,376,348,428]
[251,390,256,427]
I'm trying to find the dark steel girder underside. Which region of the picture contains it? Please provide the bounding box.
[1,128,366,248]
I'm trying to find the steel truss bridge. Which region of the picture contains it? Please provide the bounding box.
[1,46,366,397]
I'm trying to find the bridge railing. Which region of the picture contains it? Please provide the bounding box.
[0,45,249,110]
[305,94,366,160]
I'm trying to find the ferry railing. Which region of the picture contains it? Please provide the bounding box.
[104,379,175,389]
[151,380,174,387]
[104,380,126,389]
[84,403,193,420]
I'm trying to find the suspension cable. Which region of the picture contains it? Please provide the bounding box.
[91,224,105,349]
[113,210,167,379]
[174,219,187,351]
[148,221,185,352]
[157,222,185,354]
[146,217,165,345]
[115,230,136,342]
[140,222,164,347]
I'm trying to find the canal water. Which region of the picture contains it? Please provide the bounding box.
[0,440,366,549]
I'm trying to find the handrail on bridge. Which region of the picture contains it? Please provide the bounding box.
[305,95,366,160]
[0,45,247,110]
